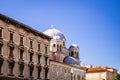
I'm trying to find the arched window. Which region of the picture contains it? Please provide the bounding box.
[77,75,80,80]
[57,45,59,51]
[60,45,62,51]
[74,52,77,58]
[53,44,55,47]
[71,51,74,56]
[74,53,77,58]
[52,44,56,52]
[63,42,65,46]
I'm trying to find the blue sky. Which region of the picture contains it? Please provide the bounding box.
[0,0,120,73]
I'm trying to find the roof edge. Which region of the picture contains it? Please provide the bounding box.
[0,13,52,40]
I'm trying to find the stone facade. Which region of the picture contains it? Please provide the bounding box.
[0,14,51,80]
[43,23,86,80]
[86,66,117,80]
[44,28,68,63]
[0,13,86,80]
[49,61,85,80]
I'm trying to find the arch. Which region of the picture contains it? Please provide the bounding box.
[53,44,56,47]
[71,51,74,57]
[60,45,62,51]
[63,41,65,46]
[52,44,56,52]
[74,53,77,58]
[57,44,59,51]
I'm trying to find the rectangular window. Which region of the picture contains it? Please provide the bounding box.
[10,33,13,41]
[0,29,2,38]
[20,50,23,60]
[38,55,40,63]
[30,41,33,49]
[20,36,23,45]
[45,57,47,65]
[45,46,47,53]
[30,53,33,62]
[0,46,2,54]
[77,75,80,80]
[9,47,14,58]
[38,44,40,51]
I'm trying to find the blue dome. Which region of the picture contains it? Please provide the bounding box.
[63,56,79,65]
[69,44,79,49]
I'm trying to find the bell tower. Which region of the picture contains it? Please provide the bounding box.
[69,44,80,65]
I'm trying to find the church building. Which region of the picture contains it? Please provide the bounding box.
[44,28,85,80]
[0,13,85,80]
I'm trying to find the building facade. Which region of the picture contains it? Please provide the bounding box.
[0,13,86,80]
[0,14,51,80]
[86,65,117,80]
[49,61,85,80]
[43,28,80,65]
[43,27,85,80]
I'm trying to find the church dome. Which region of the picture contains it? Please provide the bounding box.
[69,44,79,49]
[43,28,66,40]
[63,56,79,65]
[53,36,61,40]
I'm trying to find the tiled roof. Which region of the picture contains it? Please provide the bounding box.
[86,66,116,73]
[80,66,86,69]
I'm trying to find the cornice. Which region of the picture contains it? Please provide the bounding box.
[0,14,52,41]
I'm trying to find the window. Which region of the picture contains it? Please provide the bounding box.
[0,45,3,74]
[9,47,14,58]
[10,33,13,41]
[77,75,80,80]
[60,45,62,51]
[63,42,65,46]
[45,46,47,53]
[30,40,33,49]
[74,53,77,58]
[57,45,59,51]
[71,51,73,56]
[0,29,2,38]
[30,53,33,62]
[53,44,55,47]
[74,75,76,80]
[20,50,23,60]
[64,69,66,73]
[38,43,40,51]
[0,46,2,55]
[45,57,47,65]
[30,69,33,77]
[20,36,23,45]
[38,55,40,63]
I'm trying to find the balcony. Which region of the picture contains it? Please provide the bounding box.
[44,53,49,58]
[28,48,34,54]
[8,41,15,48]
[36,51,42,56]
[0,38,4,46]
[18,44,25,51]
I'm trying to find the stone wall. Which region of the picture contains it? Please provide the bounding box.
[50,61,85,80]
[0,14,51,80]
